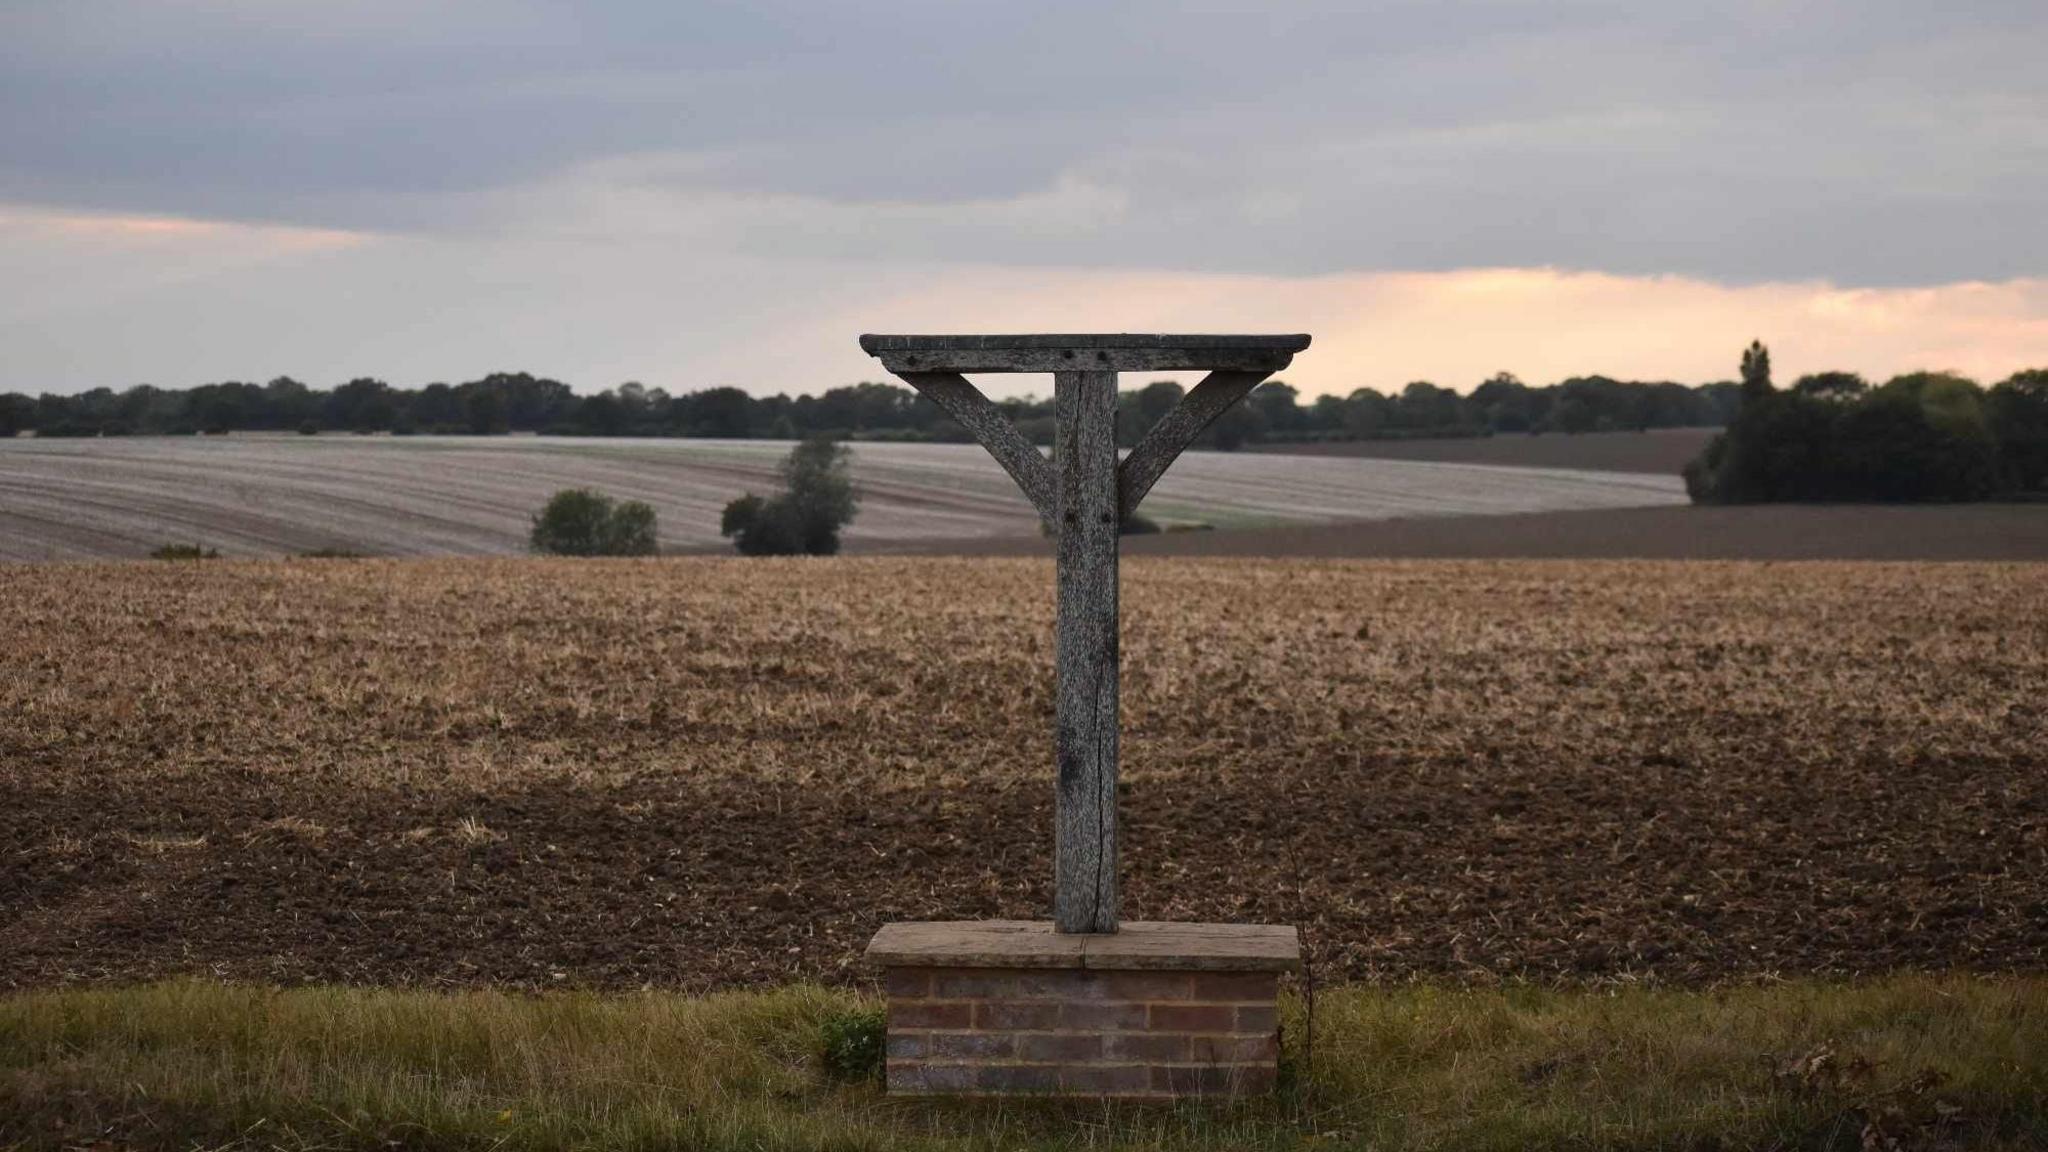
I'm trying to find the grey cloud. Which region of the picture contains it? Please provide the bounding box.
[1,0,2042,284]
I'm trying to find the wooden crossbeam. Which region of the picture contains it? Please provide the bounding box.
[861,333,1307,376]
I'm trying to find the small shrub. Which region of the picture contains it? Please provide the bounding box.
[151,543,219,560]
[296,548,366,559]
[820,1007,885,1083]
[529,489,659,556]
[721,437,860,556]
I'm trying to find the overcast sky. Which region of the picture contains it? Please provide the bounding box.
[3,1,2043,398]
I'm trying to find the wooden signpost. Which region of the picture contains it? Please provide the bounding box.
[861,334,1309,932]
[859,335,1310,1098]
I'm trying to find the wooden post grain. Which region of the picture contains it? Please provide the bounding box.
[1053,369,1119,933]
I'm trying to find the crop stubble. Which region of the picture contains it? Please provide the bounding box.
[1,557,2042,989]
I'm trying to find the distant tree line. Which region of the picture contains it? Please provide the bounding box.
[0,370,1740,448]
[1686,343,2048,502]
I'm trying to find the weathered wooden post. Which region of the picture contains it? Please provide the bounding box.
[861,335,1308,1097]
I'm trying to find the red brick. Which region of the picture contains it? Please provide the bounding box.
[975,1064,1154,1095]
[1014,1032,1103,1062]
[890,1001,972,1029]
[929,969,1069,1000]
[1093,971,1196,1001]
[884,968,930,998]
[1152,1063,1276,1095]
[888,1062,976,1094]
[976,1001,1061,1030]
[1052,1065,1157,1095]
[1063,1001,1147,1031]
[885,1033,926,1060]
[967,1065,1054,1094]
[1191,971,1277,1002]
[1234,1005,1279,1035]
[927,968,1193,1002]
[1149,1004,1234,1032]
[927,1031,1016,1059]
[880,955,1285,1098]
[1190,1034,1276,1063]
[1105,1032,1188,1061]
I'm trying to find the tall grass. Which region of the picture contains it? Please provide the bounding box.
[2,976,2041,1150]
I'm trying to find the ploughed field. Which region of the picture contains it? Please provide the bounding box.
[0,435,1684,560]
[3,556,2042,990]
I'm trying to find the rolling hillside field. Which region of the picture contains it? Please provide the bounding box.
[0,435,1686,560]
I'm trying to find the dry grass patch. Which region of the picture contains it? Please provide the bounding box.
[451,816,502,845]
[0,976,2041,1150]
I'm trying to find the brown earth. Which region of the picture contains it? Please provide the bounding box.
[1252,427,1719,475]
[2,557,2043,992]
[872,504,2048,562]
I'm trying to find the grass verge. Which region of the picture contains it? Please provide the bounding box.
[1,976,2040,1150]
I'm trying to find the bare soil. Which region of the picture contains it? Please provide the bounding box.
[3,557,2042,991]
[876,504,2048,562]
[1254,428,1719,475]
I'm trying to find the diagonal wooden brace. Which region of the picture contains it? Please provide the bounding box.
[895,368,1278,525]
[898,371,1057,524]
[1116,369,1274,519]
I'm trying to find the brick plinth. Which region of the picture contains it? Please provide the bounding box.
[867,921,1298,1098]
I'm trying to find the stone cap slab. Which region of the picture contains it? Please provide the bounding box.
[866,920,1301,972]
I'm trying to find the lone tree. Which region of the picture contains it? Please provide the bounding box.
[1740,340,1774,401]
[721,436,860,556]
[529,488,659,556]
